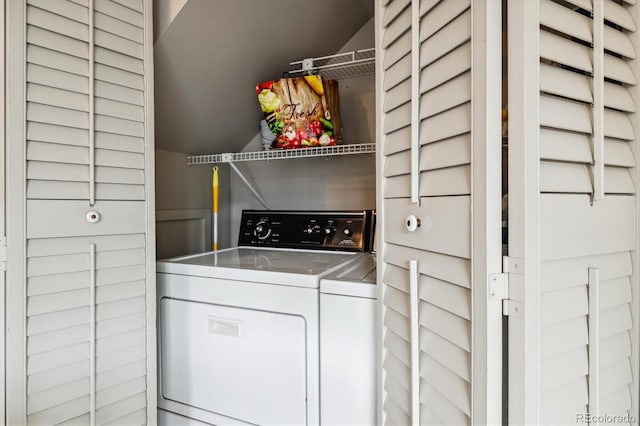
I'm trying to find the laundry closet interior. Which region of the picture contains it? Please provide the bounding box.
[2,0,640,425]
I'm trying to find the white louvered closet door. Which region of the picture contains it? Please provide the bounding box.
[508,0,639,424]
[377,0,502,424]
[7,0,155,425]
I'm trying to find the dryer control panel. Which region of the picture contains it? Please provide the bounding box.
[238,210,375,252]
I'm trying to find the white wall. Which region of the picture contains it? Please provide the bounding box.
[229,18,377,243]
[155,149,231,257]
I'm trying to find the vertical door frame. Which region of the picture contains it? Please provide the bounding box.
[507,0,541,424]
[471,0,503,424]
[374,0,384,422]
[0,0,5,422]
[5,0,26,424]
[143,0,158,423]
[629,2,640,422]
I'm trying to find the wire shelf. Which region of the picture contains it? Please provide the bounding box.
[187,143,376,165]
[288,49,375,80]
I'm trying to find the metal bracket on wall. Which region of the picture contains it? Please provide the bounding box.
[227,162,270,210]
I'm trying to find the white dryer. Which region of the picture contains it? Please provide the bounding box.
[157,210,374,426]
[320,253,377,426]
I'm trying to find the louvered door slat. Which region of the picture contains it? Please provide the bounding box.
[28,162,144,185]
[384,350,411,384]
[420,327,470,382]
[95,47,144,75]
[420,382,470,426]
[541,317,588,360]
[27,378,88,416]
[540,30,591,73]
[95,63,143,90]
[419,0,469,42]
[96,391,146,425]
[28,360,88,395]
[420,134,470,168]
[27,63,89,94]
[382,7,411,49]
[95,80,143,106]
[384,374,411,414]
[540,162,591,194]
[420,354,471,416]
[27,103,89,129]
[383,397,410,426]
[601,332,632,367]
[419,9,471,67]
[420,103,471,145]
[96,377,146,412]
[27,83,88,113]
[540,251,632,292]
[94,0,143,28]
[27,45,89,76]
[604,0,636,30]
[419,302,471,352]
[540,378,588,424]
[95,98,144,122]
[383,0,410,26]
[28,396,89,425]
[111,0,143,13]
[384,54,411,92]
[95,29,143,60]
[95,12,143,44]
[27,181,145,200]
[383,79,411,113]
[600,385,632,417]
[27,5,89,42]
[27,26,88,60]
[419,71,470,120]
[95,115,144,137]
[541,346,588,393]
[606,139,635,167]
[385,243,471,289]
[420,41,471,94]
[419,165,471,196]
[419,274,470,320]
[27,0,89,24]
[384,307,410,342]
[385,167,471,198]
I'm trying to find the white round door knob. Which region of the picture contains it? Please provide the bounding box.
[405,215,420,232]
[86,211,101,223]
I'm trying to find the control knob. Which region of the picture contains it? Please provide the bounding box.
[343,228,353,237]
[254,221,271,240]
[324,226,336,236]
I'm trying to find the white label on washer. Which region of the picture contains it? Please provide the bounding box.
[208,316,243,339]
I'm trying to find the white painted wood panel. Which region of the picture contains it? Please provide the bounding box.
[384,196,471,258]
[540,195,635,261]
[27,200,145,238]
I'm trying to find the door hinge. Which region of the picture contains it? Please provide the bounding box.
[489,256,524,318]
[0,236,6,271]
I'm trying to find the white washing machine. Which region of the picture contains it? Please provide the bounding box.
[320,253,377,426]
[157,210,374,426]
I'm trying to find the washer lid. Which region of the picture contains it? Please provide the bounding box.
[320,253,377,298]
[157,247,359,288]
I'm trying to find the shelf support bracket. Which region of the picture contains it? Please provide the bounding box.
[228,162,269,210]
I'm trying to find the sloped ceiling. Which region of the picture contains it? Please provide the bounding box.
[154,0,374,154]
